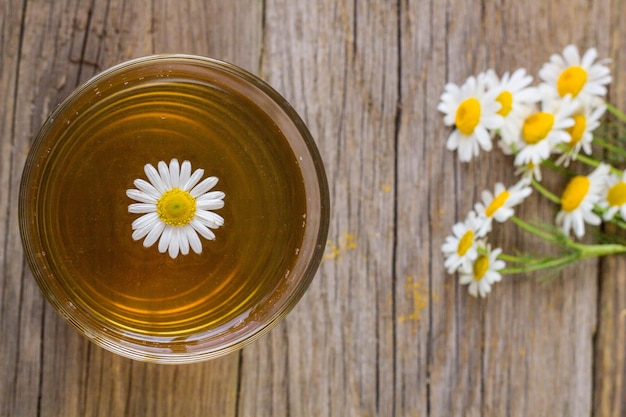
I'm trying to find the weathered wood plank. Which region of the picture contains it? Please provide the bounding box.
[2,0,625,416]
[0,1,262,417]
[1,1,84,416]
[0,1,29,414]
[594,1,626,414]
[240,1,399,416]
[398,1,610,416]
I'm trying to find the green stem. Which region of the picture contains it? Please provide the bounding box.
[498,242,626,275]
[540,158,573,177]
[554,144,622,176]
[592,204,626,230]
[572,151,601,168]
[496,253,527,263]
[531,179,561,204]
[510,215,559,242]
[608,215,626,230]
[573,153,622,176]
[498,252,563,266]
[593,137,626,157]
[500,253,578,274]
[570,241,626,258]
[606,102,626,123]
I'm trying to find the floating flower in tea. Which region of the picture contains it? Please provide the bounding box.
[127,158,225,258]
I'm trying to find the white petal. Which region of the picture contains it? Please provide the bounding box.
[195,210,225,228]
[158,226,173,253]
[442,244,457,257]
[184,225,203,254]
[133,179,161,200]
[145,164,167,193]
[584,83,607,96]
[132,219,158,240]
[183,168,204,191]
[563,45,581,65]
[478,280,491,297]
[158,161,172,189]
[468,282,479,297]
[451,223,465,237]
[459,273,473,285]
[143,221,166,248]
[132,217,162,241]
[132,212,160,230]
[494,207,514,222]
[132,225,152,241]
[561,212,572,235]
[456,136,475,162]
[169,158,180,188]
[481,190,493,205]
[179,161,192,188]
[582,209,601,225]
[126,189,157,204]
[474,127,492,151]
[573,215,585,238]
[178,227,190,256]
[444,256,462,274]
[129,203,157,214]
[581,47,598,68]
[552,54,567,69]
[168,229,180,259]
[482,114,504,130]
[446,130,460,151]
[196,199,225,210]
[191,219,216,240]
[190,176,219,197]
[197,191,225,201]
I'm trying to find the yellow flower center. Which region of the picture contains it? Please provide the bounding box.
[455,97,481,135]
[557,66,588,98]
[485,191,510,218]
[496,91,513,117]
[566,114,587,146]
[473,254,490,281]
[522,112,555,145]
[157,188,197,226]
[606,181,626,207]
[457,230,474,256]
[561,176,590,212]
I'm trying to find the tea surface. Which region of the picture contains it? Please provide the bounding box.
[36,63,307,339]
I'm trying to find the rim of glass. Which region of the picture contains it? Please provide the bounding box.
[19,54,330,363]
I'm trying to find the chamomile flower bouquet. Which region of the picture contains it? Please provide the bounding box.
[439,45,626,298]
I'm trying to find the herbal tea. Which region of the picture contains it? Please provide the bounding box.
[33,60,307,341]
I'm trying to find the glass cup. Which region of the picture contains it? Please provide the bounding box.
[19,55,329,363]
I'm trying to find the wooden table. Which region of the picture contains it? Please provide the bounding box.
[1,1,625,416]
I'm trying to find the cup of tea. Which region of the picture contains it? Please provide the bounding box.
[19,55,329,363]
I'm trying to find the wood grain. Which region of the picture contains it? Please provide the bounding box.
[1,0,625,416]
[594,1,626,415]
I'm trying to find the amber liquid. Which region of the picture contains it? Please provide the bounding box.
[36,63,307,340]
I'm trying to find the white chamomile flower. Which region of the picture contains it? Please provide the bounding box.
[438,75,504,162]
[474,179,532,236]
[441,211,483,274]
[513,94,576,167]
[515,162,543,182]
[485,68,539,147]
[127,159,225,259]
[539,44,612,102]
[555,163,609,238]
[598,169,626,221]
[555,101,606,167]
[458,241,505,298]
